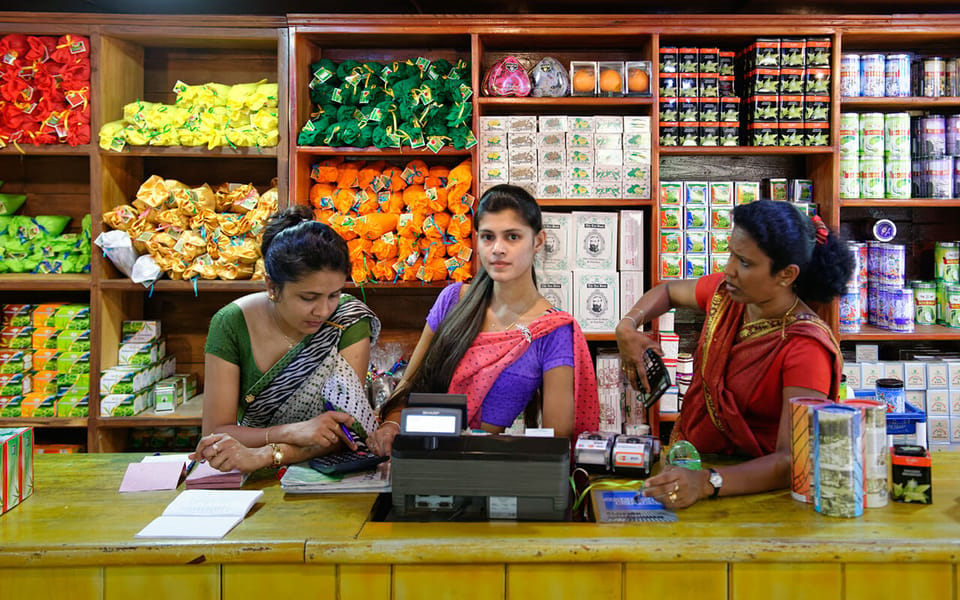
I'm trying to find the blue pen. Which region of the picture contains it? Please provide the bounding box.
[324,400,355,443]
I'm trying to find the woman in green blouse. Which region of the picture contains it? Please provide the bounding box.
[190,206,380,472]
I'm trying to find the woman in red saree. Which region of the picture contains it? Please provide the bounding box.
[368,184,599,456]
[616,200,853,508]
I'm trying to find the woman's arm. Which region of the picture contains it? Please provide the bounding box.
[643,385,824,507]
[339,335,372,382]
[541,365,575,438]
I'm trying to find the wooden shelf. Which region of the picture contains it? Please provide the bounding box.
[585,333,616,342]
[840,198,960,208]
[0,274,92,291]
[0,417,87,428]
[100,146,278,158]
[659,412,679,422]
[349,281,450,291]
[100,278,266,293]
[537,198,654,207]
[659,146,834,156]
[840,96,960,109]
[96,396,203,427]
[841,324,960,341]
[296,146,472,158]
[0,144,92,156]
[478,96,654,108]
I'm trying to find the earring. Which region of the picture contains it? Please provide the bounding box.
[779,282,787,287]
[268,292,277,302]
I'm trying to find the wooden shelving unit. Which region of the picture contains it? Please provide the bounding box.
[3,12,960,449]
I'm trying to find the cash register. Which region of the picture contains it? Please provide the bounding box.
[389,393,571,521]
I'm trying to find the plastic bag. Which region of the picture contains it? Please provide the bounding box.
[94,230,139,277]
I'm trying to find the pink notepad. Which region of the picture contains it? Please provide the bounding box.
[185,461,249,489]
[119,461,187,492]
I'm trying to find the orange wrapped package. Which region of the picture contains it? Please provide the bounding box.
[417,254,448,282]
[402,185,426,211]
[332,188,358,214]
[355,189,379,215]
[327,212,358,241]
[377,190,404,214]
[309,183,336,209]
[313,208,335,224]
[398,235,419,263]
[310,157,343,183]
[401,258,422,282]
[401,159,428,186]
[357,165,383,190]
[357,213,399,240]
[447,213,472,239]
[422,212,450,240]
[423,183,448,212]
[372,231,399,261]
[336,161,363,189]
[426,165,450,187]
[446,239,473,261]
[372,259,397,281]
[450,260,472,282]
[445,160,473,215]
[397,212,423,237]
[380,166,407,192]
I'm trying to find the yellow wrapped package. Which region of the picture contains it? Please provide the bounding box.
[226,79,267,110]
[218,235,260,265]
[122,100,162,129]
[183,253,218,280]
[176,230,207,262]
[215,258,255,280]
[356,213,399,240]
[252,82,279,110]
[206,231,221,260]
[218,213,251,237]
[127,218,156,254]
[98,120,126,150]
[252,258,265,280]
[190,209,220,232]
[258,187,279,213]
[103,205,139,231]
[148,126,180,146]
[175,82,230,110]
[226,184,260,214]
[372,231,399,261]
[212,183,236,212]
[251,108,278,134]
[121,125,150,146]
[156,208,189,231]
[176,121,208,147]
[256,127,279,148]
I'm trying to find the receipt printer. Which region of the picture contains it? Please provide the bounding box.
[390,434,571,521]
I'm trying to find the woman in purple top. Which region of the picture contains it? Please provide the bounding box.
[367,185,599,457]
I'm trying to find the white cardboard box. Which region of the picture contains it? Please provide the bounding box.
[573,270,619,332]
[594,116,625,133]
[905,390,926,411]
[855,344,879,363]
[951,389,960,415]
[928,416,950,444]
[536,212,573,272]
[861,362,883,388]
[619,210,645,271]
[619,271,645,320]
[539,115,568,132]
[904,362,927,390]
[843,363,863,390]
[948,360,960,388]
[479,116,510,132]
[507,131,536,147]
[508,116,537,133]
[573,211,618,271]
[537,270,572,313]
[883,361,905,383]
[951,418,960,443]
[927,389,949,416]
[658,308,676,334]
[926,361,949,388]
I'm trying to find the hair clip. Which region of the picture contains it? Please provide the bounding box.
[811,215,829,245]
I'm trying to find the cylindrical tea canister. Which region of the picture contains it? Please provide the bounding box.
[844,399,888,509]
[790,397,834,503]
[813,405,864,518]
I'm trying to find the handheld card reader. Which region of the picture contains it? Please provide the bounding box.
[639,348,671,409]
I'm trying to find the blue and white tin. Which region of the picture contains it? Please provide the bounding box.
[860,53,886,97]
[891,287,915,333]
[840,53,861,97]
[839,291,861,333]
[884,53,912,97]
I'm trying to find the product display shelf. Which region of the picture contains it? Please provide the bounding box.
[840,96,960,109]
[0,274,92,291]
[100,146,279,158]
[840,198,960,208]
[659,147,835,156]
[0,417,87,428]
[840,323,960,342]
[96,394,202,428]
[0,145,93,156]
[99,279,268,293]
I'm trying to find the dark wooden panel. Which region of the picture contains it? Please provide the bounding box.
[0,155,91,234]
[660,154,810,182]
[142,157,279,189]
[143,48,279,104]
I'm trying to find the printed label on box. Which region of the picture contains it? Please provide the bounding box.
[538,271,573,313]
[573,212,618,271]
[574,271,619,332]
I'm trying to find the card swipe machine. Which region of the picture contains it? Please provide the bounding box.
[391,403,570,520]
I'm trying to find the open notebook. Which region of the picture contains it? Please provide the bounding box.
[185,461,249,489]
[135,489,264,539]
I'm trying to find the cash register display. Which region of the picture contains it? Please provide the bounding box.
[404,412,459,434]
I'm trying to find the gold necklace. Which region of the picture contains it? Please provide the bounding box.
[270,302,301,349]
[488,296,541,332]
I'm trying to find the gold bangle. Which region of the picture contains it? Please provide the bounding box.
[265,427,271,445]
[380,420,401,431]
[269,443,283,468]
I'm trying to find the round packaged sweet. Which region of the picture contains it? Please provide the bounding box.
[873,218,897,242]
[528,56,570,97]
[481,56,532,97]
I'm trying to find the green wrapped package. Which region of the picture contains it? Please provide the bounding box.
[0,194,26,215]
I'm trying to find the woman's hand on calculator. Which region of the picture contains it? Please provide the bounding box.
[615,323,663,392]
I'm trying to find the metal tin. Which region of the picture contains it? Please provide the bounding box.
[913,280,938,325]
[877,284,891,329]
[875,377,905,413]
[874,219,897,242]
[844,399,888,508]
[860,283,868,324]
[946,283,960,328]
[885,54,912,97]
[859,112,884,155]
[849,242,867,287]
[885,156,912,199]
[839,113,860,156]
[839,156,860,199]
[923,56,946,97]
[883,112,911,157]
[859,155,884,198]
[839,291,861,333]
[840,53,861,97]
[860,53,885,97]
[912,157,925,198]
[867,282,879,325]
[955,157,960,198]
[938,279,948,323]
[924,157,952,198]
[891,287,915,332]
[946,115,960,156]
[790,398,832,503]
[866,241,884,280]
[813,405,864,518]
[947,58,959,97]
[935,241,959,282]
[919,115,946,157]
[882,243,905,286]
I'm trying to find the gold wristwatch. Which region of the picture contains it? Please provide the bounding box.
[269,443,283,468]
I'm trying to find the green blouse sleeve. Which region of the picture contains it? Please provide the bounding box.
[204,302,250,366]
[339,317,371,350]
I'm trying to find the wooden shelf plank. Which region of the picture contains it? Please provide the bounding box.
[840,96,960,109]
[659,412,679,422]
[0,274,92,291]
[477,96,654,107]
[841,324,960,341]
[296,146,471,157]
[537,198,654,207]
[97,396,203,427]
[100,146,278,158]
[659,146,834,156]
[840,198,960,208]
[585,333,616,341]
[0,417,88,428]
[0,144,92,156]
[99,278,266,293]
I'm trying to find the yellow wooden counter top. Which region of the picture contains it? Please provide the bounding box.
[4,452,960,569]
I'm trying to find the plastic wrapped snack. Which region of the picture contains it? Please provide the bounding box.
[529,56,571,97]
[103,205,139,231]
[482,56,532,97]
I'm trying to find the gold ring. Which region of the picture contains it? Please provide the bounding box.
[668,491,678,502]
[673,481,680,492]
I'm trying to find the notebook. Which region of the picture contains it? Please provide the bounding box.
[280,461,391,494]
[185,460,249,489]
[135,489,264,539]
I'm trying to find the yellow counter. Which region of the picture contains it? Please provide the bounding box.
[1,453,958,600]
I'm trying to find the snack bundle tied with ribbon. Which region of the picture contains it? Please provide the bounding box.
[0,209,90,275]
[102,175,278,281]
[98,79,279,151]
[309,157,474,284]
[298,57,476,151]
[0,33,91,147]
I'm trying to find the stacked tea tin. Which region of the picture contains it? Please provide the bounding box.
[911,113,960,199]
[860,239,914,333]
[931,241,960,328]
[839,112,911,199]
[841,52,959,98]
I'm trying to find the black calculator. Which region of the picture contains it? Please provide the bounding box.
[308,446,389,475]
[638,348,671,409]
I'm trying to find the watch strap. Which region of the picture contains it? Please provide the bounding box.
[708,468,721,499]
